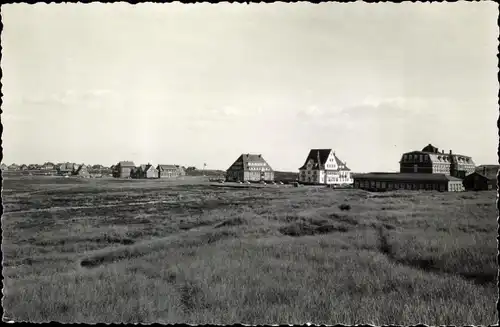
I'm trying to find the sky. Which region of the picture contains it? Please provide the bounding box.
[2,2,498,172]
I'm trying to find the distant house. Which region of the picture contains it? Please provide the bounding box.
[226,153,274,182]
[176,165,186,176]
[73,164,90,178]
[42,162,55,170]
[353,173,465,192]
[463,166,498,191]
[157,164,181,178]
[28,164,40,170]
[7,164,19,171]
[130,167,141,179]
[19,164,28,171]
[138,164,158,179]
[1,163,7,171]
[298,149,353,186]
[113,161,135,178]
[57,162,76,176]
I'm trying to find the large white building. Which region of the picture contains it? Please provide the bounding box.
[298,149,353,186]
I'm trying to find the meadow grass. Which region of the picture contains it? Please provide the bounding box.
[2,176,498,324]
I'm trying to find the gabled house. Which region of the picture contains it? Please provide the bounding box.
[138,164,158,179]
[298,149,352,185]
[57,162,76,176]
[42,162,55,170]
[19,164,29,171]
[113,161,135,178]
[157,164,180,178]
[226,153,274,182]
[7,164,19,171]
[73,164,90,178]
[1,163,7,171]
[176,165,186,176]
[463,165,498,191]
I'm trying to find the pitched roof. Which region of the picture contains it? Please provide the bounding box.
[228,154,273,171]
[145,164,156,171]
[422,144,439,153]
[157,164,178,170]
[472,166,498,180]
[58,162,75,171]
[403,151,473,164]
[298,149,351,171]
[353,172,463,182]
[118,161,135,167]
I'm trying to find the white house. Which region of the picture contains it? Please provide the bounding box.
[298,149,353,186]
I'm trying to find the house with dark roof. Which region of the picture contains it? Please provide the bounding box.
[226,154,274,182]
[57,162,76,176]
[400,144,476,178]
[134,164,158,179]
[157,164,181,178]
[353,173,465,192]
[42,162,55,170]
[298,149,352,186]
[7,164,19,171]
[113,161,135,178]
[463,165,498,191]
[73,164,90,178]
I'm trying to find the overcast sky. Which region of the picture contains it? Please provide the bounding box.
[2,2,498,172]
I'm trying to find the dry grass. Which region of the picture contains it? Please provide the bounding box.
[2,176,498,324]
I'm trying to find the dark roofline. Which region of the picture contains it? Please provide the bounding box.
[353,172,463,182]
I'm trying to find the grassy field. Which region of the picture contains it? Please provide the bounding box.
[2,176,498,324]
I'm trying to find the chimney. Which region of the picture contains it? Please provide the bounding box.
[441,150,444,154]
[449,150,452,155]
[483,166,486,175]
[317,151,321,166]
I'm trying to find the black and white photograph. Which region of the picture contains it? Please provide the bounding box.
[1,1,498,324]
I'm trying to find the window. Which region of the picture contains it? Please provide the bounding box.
[381,182,387,189]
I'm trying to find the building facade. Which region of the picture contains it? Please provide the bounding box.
[73,164,90,178]
[136,164,158,179]
[57,162,76,176]
[353,173,464,192]
[399,144,475,178]
[7,164,19,171]
[157,164,181,178]
[42,162,55,170]
[463,167,497,191]
[113,161,135,178]
[226,154,274,182]
[298,149,353,186]
[176,165,186,176]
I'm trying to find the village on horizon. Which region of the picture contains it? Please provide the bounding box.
[2,142,497,193]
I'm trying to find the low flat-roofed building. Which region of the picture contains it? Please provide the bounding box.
[353,172,464,192]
